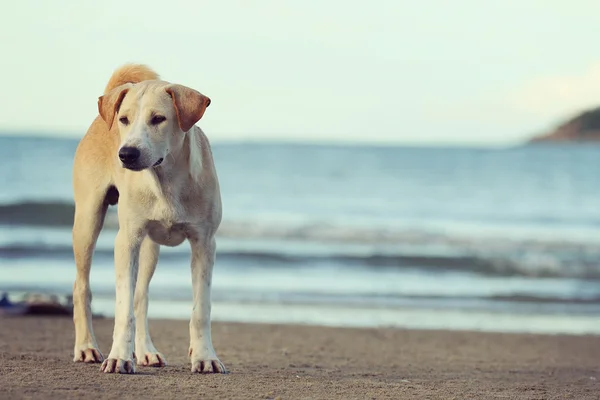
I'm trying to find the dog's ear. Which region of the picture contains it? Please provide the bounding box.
[98,85,131,129]
[165,84,211,132]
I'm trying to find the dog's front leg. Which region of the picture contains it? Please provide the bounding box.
[134,236,166,367]
[101,225,144,374]
[188,235,227,374]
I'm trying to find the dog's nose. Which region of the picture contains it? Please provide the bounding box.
[118,147,141,164]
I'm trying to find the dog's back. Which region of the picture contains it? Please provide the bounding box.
[103,64,159,95]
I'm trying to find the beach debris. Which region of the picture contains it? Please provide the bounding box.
[0,291,96,317]
[0,292,10,307]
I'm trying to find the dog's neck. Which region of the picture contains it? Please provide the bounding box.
[146,131,202,196]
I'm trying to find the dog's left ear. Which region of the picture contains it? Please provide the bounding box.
[98,84,132,129]
[165,84,211,132]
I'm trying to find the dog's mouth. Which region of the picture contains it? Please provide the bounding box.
[121,158,164,171]
[122,164,145,171]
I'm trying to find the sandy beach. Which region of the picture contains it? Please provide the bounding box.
[0,317,597,399]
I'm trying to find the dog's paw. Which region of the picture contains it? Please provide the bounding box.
[100,358,136,374]
[189,344,227,374]
[73,346,104,363]
[138,352,167,367]
[191,358,227,374]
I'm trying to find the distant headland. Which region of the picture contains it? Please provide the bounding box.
[528,107,600,143]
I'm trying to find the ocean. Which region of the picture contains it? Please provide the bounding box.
[0,134,599,335]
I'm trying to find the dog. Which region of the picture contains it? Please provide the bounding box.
[71,64,226,374]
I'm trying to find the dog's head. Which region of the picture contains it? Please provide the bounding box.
[98,81,211,171]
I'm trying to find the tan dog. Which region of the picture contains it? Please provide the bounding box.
[71,64,226,374]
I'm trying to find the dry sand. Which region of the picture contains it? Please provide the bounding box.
[0,317,598,399]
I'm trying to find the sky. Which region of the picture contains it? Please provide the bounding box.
[1,0,600,146]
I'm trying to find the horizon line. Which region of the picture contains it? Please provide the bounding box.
[0,129,533,149]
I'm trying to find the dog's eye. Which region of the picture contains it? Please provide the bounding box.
[151,115,166,125]
[119,116,129,125]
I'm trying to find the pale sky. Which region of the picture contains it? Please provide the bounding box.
[1,0,600,145]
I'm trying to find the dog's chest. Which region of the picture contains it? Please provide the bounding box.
[134,175,214,247]
[146,220,188,247]
[145,195,195,247]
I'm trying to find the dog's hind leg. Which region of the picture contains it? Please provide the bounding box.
[72,192,109,363]
[134,236,167,367]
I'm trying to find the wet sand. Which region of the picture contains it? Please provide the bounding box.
[0,317,598,399]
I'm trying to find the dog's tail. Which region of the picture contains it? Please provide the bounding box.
[104,64,159,94]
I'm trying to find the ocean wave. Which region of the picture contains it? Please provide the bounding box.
[1,242,600,280]
[2,201,600,248]
[2,200,600,281]
[0,201,77,227]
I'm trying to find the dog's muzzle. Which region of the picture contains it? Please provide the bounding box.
[153,158,164,167]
